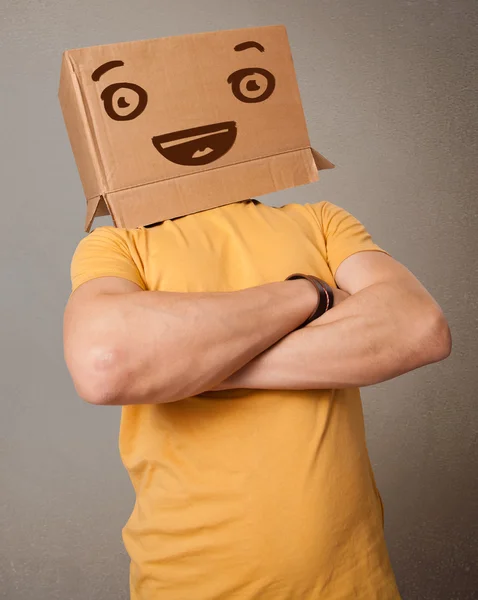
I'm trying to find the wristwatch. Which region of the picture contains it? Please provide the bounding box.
[285,273,335,329]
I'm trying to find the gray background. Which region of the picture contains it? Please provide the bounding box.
[1,0,477,598]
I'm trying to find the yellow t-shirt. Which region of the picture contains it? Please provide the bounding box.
[70,199,401,599]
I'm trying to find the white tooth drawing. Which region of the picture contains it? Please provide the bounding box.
[161,128,229,149]
[192,147,214,158]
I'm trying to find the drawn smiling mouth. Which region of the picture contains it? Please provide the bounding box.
[152,121,237,166]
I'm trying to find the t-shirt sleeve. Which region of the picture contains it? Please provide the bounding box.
[307,201,391,278]
[70,226,147,294]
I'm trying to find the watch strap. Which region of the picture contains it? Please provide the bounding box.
[285,273,335,329]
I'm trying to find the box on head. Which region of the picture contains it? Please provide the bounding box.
[58,24,334,232]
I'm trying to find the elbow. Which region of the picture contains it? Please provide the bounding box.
[420,308,452,364]
[77,379,121,407]
[67,344,125,406]
[431,310,452,361]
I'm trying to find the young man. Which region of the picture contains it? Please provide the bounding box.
[63,197,451,599]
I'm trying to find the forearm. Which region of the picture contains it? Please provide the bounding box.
[211,281,451,391]
[87,279,317,404]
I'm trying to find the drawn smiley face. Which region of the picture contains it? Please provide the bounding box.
[91,40,276,167]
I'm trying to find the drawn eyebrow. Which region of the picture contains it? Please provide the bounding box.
[91,60,125,82]
[234,41,265,53]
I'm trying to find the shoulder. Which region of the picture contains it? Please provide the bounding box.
[302,201,347,228]
[70,226,147,294]
[84,225,137,243]
[74,225,141,255]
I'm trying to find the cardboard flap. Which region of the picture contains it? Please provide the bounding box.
[104,147,320,230]
[85,195,110,232]
[311,148,335,170]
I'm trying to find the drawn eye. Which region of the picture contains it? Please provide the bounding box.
[227,68,275,103]
[100,82,148,121]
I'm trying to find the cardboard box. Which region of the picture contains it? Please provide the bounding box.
[58,24,334,232]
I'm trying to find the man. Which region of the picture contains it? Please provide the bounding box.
[63,197,451,599]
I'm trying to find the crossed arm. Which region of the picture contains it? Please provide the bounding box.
[207,251,452,391]
[64,251,451,405]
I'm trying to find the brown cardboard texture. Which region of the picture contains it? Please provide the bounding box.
[58,25,334,231]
